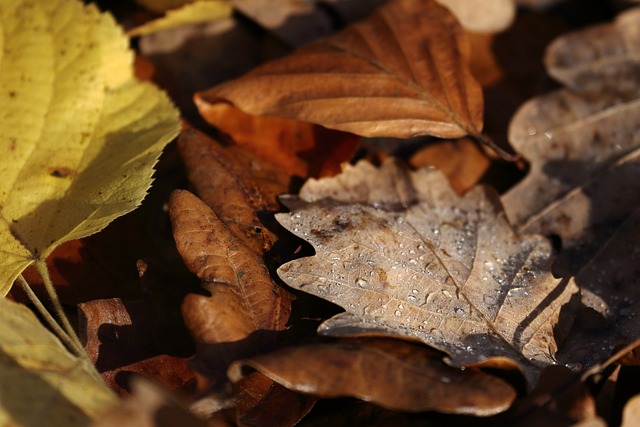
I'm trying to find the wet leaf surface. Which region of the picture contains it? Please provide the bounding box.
[276,160,576,386]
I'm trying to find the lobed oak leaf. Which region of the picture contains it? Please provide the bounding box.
[169,189,292,391]
[502,7,640,368]
[276,160,577,387]
[0,0,179,295]
[229,338,516,416]
[0,298,117,426]
[197,0,484,141]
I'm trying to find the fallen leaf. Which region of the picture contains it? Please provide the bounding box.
[197,0,484,140]
[501,8,640,368]
[136,0,195,13]
[230,338,516,415]
[544,7,640,93]
[169,190,292,391]
[192,102,360,178]
[79,260,196,395]
[0,298,117,426]
[276,159,576,387]
[178,127,290,255]
[233,371,317,427]
[0,0,179,295]
[436,0,516,33]
[128,1,232,37]
[409,138,491,194]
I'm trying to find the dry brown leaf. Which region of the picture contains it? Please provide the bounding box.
[276,159,576,387]
[192,102,360,178]
[169,190,292,391]
[233,371,316,427]
[230,338,516,416]
[197,0,484,140]
[545,7,640,93]
[501,9,640,369]
[409,138,491,194]
[178,127,290,255]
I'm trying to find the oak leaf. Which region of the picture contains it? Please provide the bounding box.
[0,298,117,426]
[229,338,516,415]
[501,7,640,368]
[197,0,484,140]
[0,0,179,295]
[169,189,292,391]
[276,160,577,386]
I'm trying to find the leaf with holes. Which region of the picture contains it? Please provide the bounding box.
[276,160,577,387]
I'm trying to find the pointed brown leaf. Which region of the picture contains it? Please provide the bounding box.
[169,190,292,390]
[501,8,640,369]
[197,0,484,140]
[229,338,516,416]
[276,160,576,387]
[178,127,290,255]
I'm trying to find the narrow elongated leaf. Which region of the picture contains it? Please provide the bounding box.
[0,298,117,426]
[276,160,576,387]
[197,0,484,140]
[0,0,179,294]
[230,339,517,416]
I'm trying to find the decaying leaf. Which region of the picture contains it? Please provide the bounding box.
[197,0,484,140]
[128,1,232,37]
[0,298,117,426]
[169,190,292,391]
[0,0,179,294]
[178,127,290,255]
[436,0,515,33]
[621,394,640,427]
[276,160,576,386]
[502,8,640,368]
[230,338,516,416]
[192,102,360,178]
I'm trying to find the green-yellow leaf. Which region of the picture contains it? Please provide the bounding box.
[128,1,232,37]
[0,298,117,426]
[0,0,180,295]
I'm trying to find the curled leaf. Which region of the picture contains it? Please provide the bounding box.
[128,1,232,37]
[197,0,484,140]
[277,160,576,387]
[0,0,179,294]
[230,338,516,416]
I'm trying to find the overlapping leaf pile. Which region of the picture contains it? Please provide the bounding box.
[4,0,640,426]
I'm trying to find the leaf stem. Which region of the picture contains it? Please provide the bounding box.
[17,274,84,356]
[472,133,520,162]
[34,260,86,357]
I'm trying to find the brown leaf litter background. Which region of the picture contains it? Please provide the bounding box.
[11,0,640,425]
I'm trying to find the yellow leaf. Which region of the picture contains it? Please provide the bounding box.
[128,1,232,37]
[0,298,117,426]
[0,0,180,295]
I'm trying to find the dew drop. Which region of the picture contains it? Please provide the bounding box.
[417,244,426,251]
[440,376,452,384]
[409,259,418,265]
[527,126,537,136]
[355,278,369,288]
[399,243,405,249]
[407,295,417,303]
[394,310,402,317]
[411,289,419,294]
[455,307,466,316]
[484,261,495,272]
[442,290,452,298]
[544,131,553,139]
